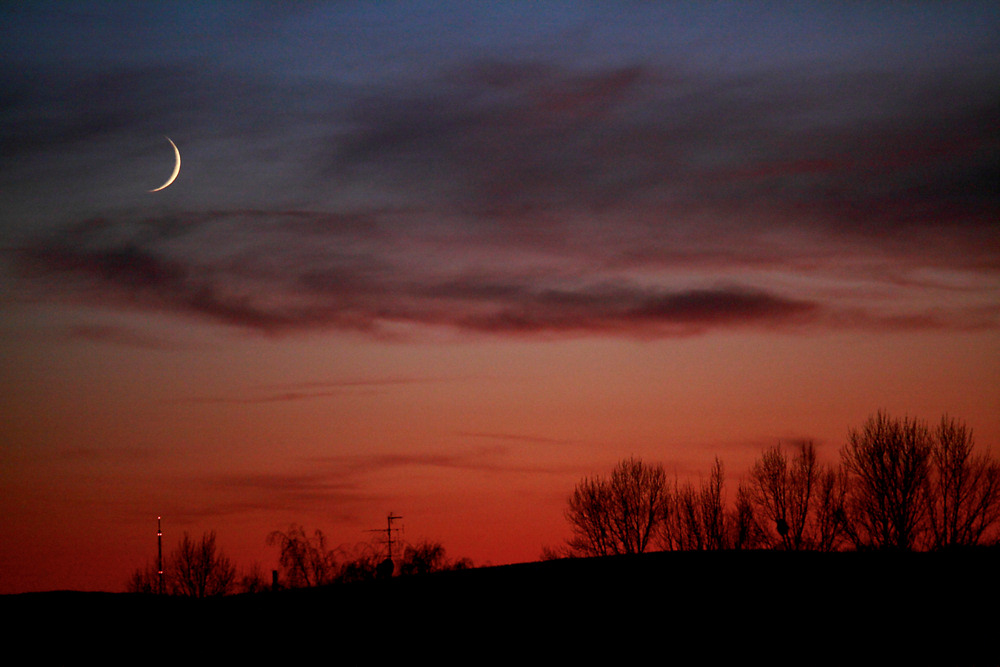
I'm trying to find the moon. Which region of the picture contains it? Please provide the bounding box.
[149,137,181,192]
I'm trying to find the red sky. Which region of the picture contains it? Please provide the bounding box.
[1,2,998,594]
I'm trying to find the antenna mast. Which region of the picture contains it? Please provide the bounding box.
[367,511,404,579]
[368,512,404,559]
[385,512,403,560]
[157,516,164,595]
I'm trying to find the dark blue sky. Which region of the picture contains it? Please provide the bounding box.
[4,1,997,335]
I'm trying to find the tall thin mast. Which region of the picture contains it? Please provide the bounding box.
[368,512,404,560]
[157,516,164,595]
[385,512,403,560]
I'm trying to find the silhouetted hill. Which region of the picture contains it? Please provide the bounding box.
[5,548,997,665]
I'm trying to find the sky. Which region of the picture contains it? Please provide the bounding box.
[1,1,998,594]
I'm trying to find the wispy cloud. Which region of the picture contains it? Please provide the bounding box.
[184,447,538,520]
[456,431,582,447]
[154,471,375,525]
[14,200,994,338]
[64,323,187,350]
[182,377,454,404]
[304,448,520,475]
[7,50,998,338]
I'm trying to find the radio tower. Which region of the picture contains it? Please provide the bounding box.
[157,516,164,595]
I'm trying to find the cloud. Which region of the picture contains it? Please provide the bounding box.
[64,323,186,350]
[160,470,371,521]
[189,448,530,518]
[182,378,455,404]
[5,49,998,338]
[302,447,562,478]
[15,211,824,337]
[328,59,999,242]
[456,431,582,447]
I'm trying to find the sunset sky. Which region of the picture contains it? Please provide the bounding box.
[2,2,998,594]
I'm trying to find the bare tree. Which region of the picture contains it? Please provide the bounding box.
[335,542,381,583]
[928,416,1000,548]
[671,479,704,551]
[813,464,850,552]
[748,441,821,550]
[267,524,338,588]
[655,481,682,551]
[841,411,933,550]
[539,544,574,560]
[399,540,447,575]
[658,458,737,551]
[125,561,160,594]
[565,457,669,556]
[700,457,728,550]
[398,540,473,576]
[731,481,767,550]
[238,562,271,594]
[171,531,237,598]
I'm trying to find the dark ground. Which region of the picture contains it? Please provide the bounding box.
[5,548,998,665]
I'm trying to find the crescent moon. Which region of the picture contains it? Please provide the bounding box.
[149,137,181,192]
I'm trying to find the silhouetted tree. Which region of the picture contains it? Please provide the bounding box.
[669,479,704,550]
[267,524,338,588]
[841,411,933,550]
[700,457,728,549]
[731,482,767,550]
[539,544,573,560]
[566,457,669,556]
[335,543,381,583]
[399,540,447,575]
[125,561,160,594]
[813,464,850,552]
[927,415,1000,548]
[398,540,473,576]
[658,458,739,551]
[748,441,825,550]
[127,533,234,596]
[171,531,237,597]
[238,562,270,594]
[745,440,849,552]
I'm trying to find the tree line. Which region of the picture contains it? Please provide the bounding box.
[557,412,1000,557]
[128,410,998,595]
[127,525,472,597]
